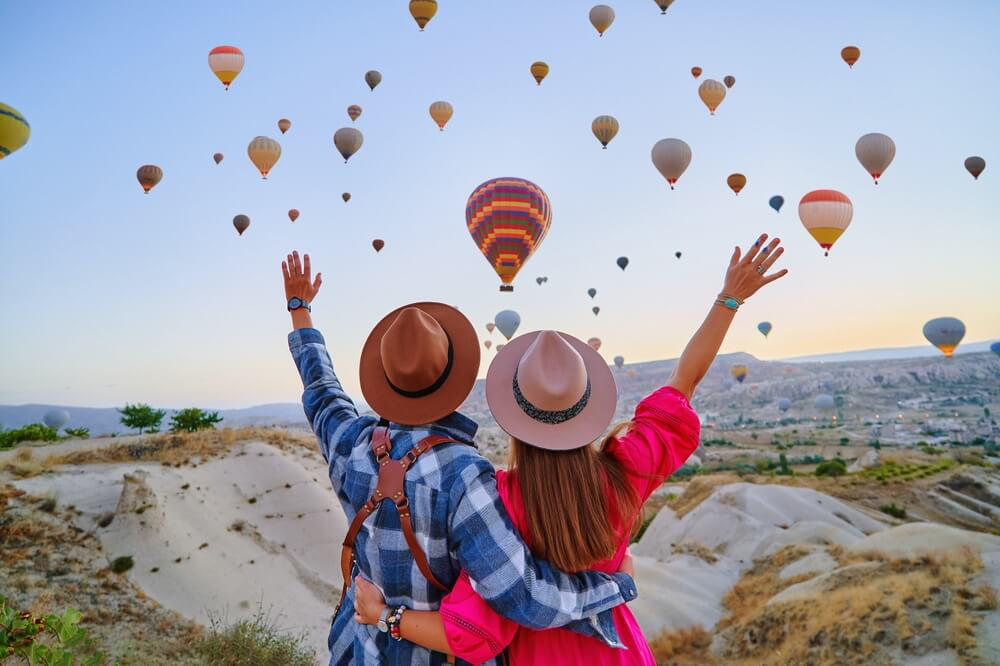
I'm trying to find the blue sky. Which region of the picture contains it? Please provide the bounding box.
[1,1,998,408]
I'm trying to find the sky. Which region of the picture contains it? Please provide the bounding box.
[1,1,998,409]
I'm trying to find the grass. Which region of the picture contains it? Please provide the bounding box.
[879,503,907,519]
[647,626,714,665]
[194,605,316,666]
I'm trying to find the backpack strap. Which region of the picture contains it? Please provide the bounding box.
[335,425,456,615]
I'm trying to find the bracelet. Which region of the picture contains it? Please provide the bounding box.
[387,605,406,641]
[715,296,741,311]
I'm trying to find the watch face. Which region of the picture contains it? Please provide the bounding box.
[289,298,301,308]
[377,619,388,632]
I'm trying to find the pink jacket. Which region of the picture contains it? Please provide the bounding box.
[440,387,701,664]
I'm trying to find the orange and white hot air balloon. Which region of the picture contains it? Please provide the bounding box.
[798,190,853,256]
[698,79,726,114]
[247,136,281,179]
[429,101,453,131]
[208,46,244,90]
[855,133,895,184]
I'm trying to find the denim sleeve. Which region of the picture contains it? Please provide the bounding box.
[288,328,363,495]
[448,461,636,647]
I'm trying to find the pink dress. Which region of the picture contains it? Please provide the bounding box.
[440,387,700,665]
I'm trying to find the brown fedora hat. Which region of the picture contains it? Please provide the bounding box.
[360,302,480,426]
[486,331,617,451]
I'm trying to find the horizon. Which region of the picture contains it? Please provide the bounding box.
[2,1,999,409]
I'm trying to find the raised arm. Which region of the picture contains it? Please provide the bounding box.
[668,234,788,399]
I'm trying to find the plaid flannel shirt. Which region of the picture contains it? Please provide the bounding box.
[289,328,637,666]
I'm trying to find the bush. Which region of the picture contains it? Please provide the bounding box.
[0,595,105,665]
[195,606,315,666]
[815,459,847,477]
[880,503,907,519]
[63,427,90,439]
[170,408,223,433]
[0,423,59,450]
[110,555,135,574]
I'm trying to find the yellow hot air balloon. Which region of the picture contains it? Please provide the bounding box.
[690,66,702,79]
[0,103,30,160]
[136,165,162,194]
[855,133,895,184]
[731,364,748,383]
[841,46,860,68]
[277,118,291,134]
[798,190,853,256]
[698,79,726,114]
[727,173,747,195]
[589,5,615,36]
[530,61,549,85]
[429,101,453,131]
[409,0,437,31]
[591,115,619,149]
[247,136,281,179]
[208,46,244,90]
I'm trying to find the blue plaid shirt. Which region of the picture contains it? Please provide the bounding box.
[289,328,637,666]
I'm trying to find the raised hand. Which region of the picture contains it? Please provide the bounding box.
[721,234,788,302]
[281,250,322,304]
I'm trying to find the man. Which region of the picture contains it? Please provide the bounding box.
[282,251,636,665]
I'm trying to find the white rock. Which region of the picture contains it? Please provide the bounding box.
[848,522,1000,558]
[768,562,882,605]
[778,547,837,580]
[754,520,862,559]
[847,449,880,473]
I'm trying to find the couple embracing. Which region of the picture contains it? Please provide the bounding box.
[282,234,787,665]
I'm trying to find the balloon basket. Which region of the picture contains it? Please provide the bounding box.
[499,285,513,293]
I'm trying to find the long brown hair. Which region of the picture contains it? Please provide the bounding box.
[508,423,640,572]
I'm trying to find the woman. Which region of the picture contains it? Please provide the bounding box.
[354,235,788,664]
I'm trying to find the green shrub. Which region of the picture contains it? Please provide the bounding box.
[63,427,90,439]
[815,459,847,477]
[169,408,223,433]
[880,503,907,519]
[0,595,105,665]
[195,606,316,666]
[0,423,59,450]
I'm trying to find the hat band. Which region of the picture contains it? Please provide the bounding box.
[512,368,591,425]
[385,334,454,399]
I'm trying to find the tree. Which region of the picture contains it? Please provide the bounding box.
[170,408,223,433]
[815,459,847,477]
[118,403,165,435]
[777,453,792,476]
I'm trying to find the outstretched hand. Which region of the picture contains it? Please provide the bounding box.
[281,251,322,304]
[721,234,788,301]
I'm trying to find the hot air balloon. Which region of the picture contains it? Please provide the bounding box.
[923,317,966,357]
[43,409,69,431]
[698,80,726,114]
[588,288,597,298]
[777,398,791,412]
[233,214,250,235]
[136,165,162,194]
[342,192,351,203]
[592,306,600,316]
[372,239,385,253]
[651,138,692,189]
[0,102,30,159]
[347,105,362,122]
[247,136,281,179]
[758,321,772,338]
[288,209,299,222]
[486,322,495,333]
[496,344,505,352]
[409,0,437,30]
[592,115,619,149]
[965,156,986,180]
[690,66,702,79]
[873,374,884,384]
[429,101,453,131]
[213,153,224,165]
[727,173,747,195]
[675,251,682,259]
[990,341,1000,357]
[614,355,624,369]
[587,337,602,351]
[798,190,853,256]
[655,0,675,14]
[731,365,748,384]
[334,128,363,163]
[530,62,549,85]
[536,277,545,285]
[495,310,521,340]
[769,195,784,213]
[616,256,629,270]
[365,70,382,91]
[589,5,615,36]
[277,118,291,134]
[485,340,492,349]
[208,46,244,90]
[841,46,860,68]
[466,177,552,291]
[815,394,835,412]
[723,75,735,89]
[855,133,895,184]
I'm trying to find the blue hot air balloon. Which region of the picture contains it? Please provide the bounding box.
[777,398,791,412]
[758,321,772,338]
[769,195,784,213]
[990,341,1000,357]
[815,394,835,412]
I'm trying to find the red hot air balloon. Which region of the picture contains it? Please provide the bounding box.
[372,239,385,253]
[466,177,552,292]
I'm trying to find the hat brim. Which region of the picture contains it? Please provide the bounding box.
[360,302,481,426]
[486,331,617,451]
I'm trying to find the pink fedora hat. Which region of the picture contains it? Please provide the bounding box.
[485,331,617,451]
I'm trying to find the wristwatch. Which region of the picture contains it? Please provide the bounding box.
[376,607,390,633]
[287,297,311,312]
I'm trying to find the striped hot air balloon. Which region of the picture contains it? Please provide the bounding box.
[247,136,281,178]
[798,190,853,256]
[136,164,162,193]
[466,178,552,292]
[530,61,549,85]
[698,79,726,114]
[0,102,30,159]
[429,101,454,130]
[208,46,244,90]
[591,115,619,148]
[409,0,437,31]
